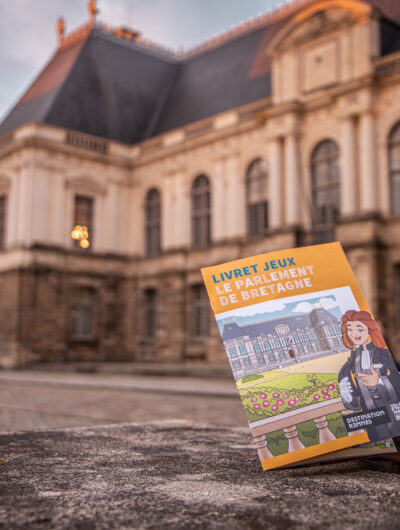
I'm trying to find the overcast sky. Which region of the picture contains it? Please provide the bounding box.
[0,0,284,121]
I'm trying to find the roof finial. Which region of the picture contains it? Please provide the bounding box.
[56,16,66,46]
[88,0,99,25]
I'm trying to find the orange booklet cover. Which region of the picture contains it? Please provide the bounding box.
[201,242,400,470]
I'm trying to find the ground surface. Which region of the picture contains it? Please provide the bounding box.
[0,371,244,432]
[1,420,400,529]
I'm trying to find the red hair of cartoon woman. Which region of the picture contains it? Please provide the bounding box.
[341,310,386,349]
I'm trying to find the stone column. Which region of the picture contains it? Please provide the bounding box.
[51,174,66,246]
[173,173,190,248]
[212,159,226,242]
[162,177,174,251]
[340,117,357,216]
[269,137,283,229]
[18,159,34,246]
[6,174,19,247]
[359,110,377,212]
[225,156,245,239]
[284,134,301,225]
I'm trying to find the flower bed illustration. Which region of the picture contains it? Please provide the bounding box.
[240,372,339,424]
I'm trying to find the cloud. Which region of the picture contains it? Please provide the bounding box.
[217,299,286,320]
[319,297,338,309]
[292,302,313,313]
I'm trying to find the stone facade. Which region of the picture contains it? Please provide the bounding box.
[0,0,400,367]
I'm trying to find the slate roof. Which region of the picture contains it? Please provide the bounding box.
[221,308,337,341]
[1,0,400,144]
[0,28,179,144]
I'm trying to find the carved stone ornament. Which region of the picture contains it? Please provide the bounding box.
[65,175,107,196]
[266,0,373,55]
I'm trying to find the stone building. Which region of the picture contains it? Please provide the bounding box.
[0,0,400,367]
[221,308,346,380]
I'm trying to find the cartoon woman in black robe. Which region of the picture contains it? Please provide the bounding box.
[338,310,400,442]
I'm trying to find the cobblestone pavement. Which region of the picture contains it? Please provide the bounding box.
[0,372,247,432]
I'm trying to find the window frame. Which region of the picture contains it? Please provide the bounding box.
[70,286,97,342]
[144,188,161,257]
[143,288,158,339]
[191,175,211,249]
[191,284,210,338]
[311,140,340,244]
[73,194,94,251]
[246,158,269,238]
[388,122,400,216]
[0,195,7,251]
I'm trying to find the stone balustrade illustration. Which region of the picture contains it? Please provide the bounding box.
[250,397,359,460]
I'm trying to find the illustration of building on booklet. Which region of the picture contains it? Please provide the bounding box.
[201,243,400,470]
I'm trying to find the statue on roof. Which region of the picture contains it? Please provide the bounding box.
[88,0,99,24]
[56,17,66,46]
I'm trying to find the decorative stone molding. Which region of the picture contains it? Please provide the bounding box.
[267,0,373,54]
[65,175,107,197]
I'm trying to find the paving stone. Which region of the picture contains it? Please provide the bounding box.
[1,421,400,529]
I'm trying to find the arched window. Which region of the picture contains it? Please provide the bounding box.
[0,195,7,250]
[311,140,340,243]
[191,175,211,248]
[389,122,400,215]
[145,188,161,256]
[246,158,268,237]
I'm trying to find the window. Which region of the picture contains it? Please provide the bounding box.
[0,195,6,250]
[145,188,161,256]
[263,341,271,351]
[396,265,400,332]
[311,140,340,244]
[74,195,94,249]
[279,351,286,360]
[192,285,209,337]
[233,360,241,368]
[253,342,261,353]
[70,287,96,340]
[326,326,334,337]
[275,324,290,335]
[244,358,251,366]
[306,344,314,352]
[239,345,246,356]
[228,347,237,359]
[272,338,280,348]
[297,344,304,353]
[389,123,400,215]
[268,353,275,362]
[257,355,265,365]
[143,289,157,338]
[192,175,211,248]
[246,158,268,237]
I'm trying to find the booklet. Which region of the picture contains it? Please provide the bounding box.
[201,242,400,470]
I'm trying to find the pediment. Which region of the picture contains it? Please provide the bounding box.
[65,174,107,196]
[267,0,373,54]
